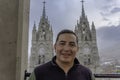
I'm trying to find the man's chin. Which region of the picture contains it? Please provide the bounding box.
[61,59,71,63]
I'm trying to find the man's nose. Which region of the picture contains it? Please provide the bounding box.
[63,45,71,51]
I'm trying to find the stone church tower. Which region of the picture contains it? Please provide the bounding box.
[75,0,100,73]
[29,1,53,72]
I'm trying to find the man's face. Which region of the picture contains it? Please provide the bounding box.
[54,33,79,64]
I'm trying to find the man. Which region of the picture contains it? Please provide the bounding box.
[28,29,95,80]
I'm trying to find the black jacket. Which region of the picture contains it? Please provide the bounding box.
[29,56,94,80]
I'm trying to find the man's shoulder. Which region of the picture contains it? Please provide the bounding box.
[35,61,52,71]
[77,64,92,73]
[76,64,94,80]
[32,62,52,80]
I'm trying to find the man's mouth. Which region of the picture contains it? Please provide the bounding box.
[62,53,71,57]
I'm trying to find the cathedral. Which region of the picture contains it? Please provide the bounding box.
[75,0,100,73]
[29,0,100,73]
[29,1,53,72]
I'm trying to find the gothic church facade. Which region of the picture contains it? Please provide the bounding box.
[29,0,100,73]
[75,1,99,73]
[29,1,53,72]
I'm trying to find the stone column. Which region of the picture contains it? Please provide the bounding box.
[0,0,30,80]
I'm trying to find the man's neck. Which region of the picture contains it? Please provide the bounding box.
[56,59,74,74]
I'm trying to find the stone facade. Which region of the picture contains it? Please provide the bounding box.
[74,1,100,73]
[29,1,53,72]
[29,0,100,73]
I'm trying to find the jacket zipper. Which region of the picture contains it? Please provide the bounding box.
[65,73,68,80]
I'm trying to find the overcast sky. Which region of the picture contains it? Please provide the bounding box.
[29,0,120,62]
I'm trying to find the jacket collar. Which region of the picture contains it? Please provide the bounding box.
[51,56,80,66]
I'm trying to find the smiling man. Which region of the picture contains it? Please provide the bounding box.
[28,29,95,80]
[54,29,79,74]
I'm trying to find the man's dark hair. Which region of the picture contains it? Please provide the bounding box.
[55,29,78,44]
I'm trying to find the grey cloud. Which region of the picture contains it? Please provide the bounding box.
[110,7,120,14]
[105,0,114,2]
[98,0,118,20]
[100,12,111,22]
[101,4,113,11]
[97,25,120,61]
[100,12,108,16]
[97,25,120,41]
[103,17,109,21]
[99,7,120,22]
[96,25,120,50]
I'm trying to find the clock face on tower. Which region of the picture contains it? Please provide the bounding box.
[43,25,46,28]
[83,45,90,54]
[38,47,45,55]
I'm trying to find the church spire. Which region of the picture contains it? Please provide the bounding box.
[33,21,36,31]
[81,0,85,18]
[42,0,46,19]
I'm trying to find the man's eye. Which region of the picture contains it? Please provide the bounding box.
[70,44,75,47]
[59,43,65,45]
